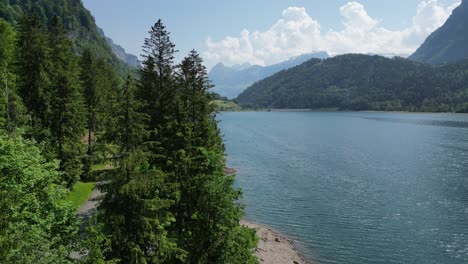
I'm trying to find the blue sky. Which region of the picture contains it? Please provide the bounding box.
[82,0,460,69]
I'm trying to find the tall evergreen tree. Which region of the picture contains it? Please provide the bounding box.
[107,74,148,154]
[47,16,85,187]
[138,20,182,173]
[80,50,120,178]
[95,75,185,262]
[139,19,177,133]
[15,14,51,140]
[172,50,258,263]
[98,151,186,263]
[0,18,24,136]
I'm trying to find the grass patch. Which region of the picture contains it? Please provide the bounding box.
[91,163,108,171]
[213,100,242,111]
[67,181,96,210]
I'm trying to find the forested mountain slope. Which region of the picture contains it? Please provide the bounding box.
[409,0,468,64]
[0,0,132,76]
[236,54,468,112]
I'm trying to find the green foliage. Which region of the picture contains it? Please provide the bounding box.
[16,14,51,134]
[67,181,96,210]
[0,18,24,135]
[98,151,186,263]
[213,100,242,112]
[237,54,468,113]
[169,50,257,263]
[105,74,148,154]
[48,16,86,187]
[85,21,258,264]
[80,49,121,178]
[0,135,79,263]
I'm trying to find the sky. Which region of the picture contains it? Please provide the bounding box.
[81,0,461,70]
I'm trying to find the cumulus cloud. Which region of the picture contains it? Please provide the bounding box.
[202,0,460,68]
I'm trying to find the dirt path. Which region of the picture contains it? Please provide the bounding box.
[77,182,106,219]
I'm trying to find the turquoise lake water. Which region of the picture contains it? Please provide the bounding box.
[218,112,468,264]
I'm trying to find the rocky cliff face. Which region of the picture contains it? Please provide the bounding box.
[409,0,468,64]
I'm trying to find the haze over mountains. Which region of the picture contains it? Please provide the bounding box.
[98,27,139,67]
[409,0,468,64]
[209,51,329,99]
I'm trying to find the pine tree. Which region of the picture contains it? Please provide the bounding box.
[173,50,258,263]
[0,18,24,136]
[80,49,99,176]
[139,19,177,132]
[98,151,186,263]
[138,19,182,172]
[107,74,148,154]
[94,75,185,262]
[80,50,120,178]
[15,14,51,140]
[47,16,85,187]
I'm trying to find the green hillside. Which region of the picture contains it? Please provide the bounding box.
[0,0,131,76]
[236,54,468,113]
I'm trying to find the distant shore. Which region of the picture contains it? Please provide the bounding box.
[241,220,310,264]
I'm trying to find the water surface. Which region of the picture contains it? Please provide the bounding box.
[218,112,468,264]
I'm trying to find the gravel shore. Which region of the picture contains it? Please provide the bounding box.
[241,220,309,264]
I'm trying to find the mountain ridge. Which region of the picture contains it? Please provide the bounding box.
[0,0,133,76]
[209,51,329,99]
[97,27,139,67]
[236,54,468,112]
[409,0,468,64]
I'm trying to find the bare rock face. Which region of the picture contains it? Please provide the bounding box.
[410,0,468,64]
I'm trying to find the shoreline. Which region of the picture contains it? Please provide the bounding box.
[221,109,468,115]
[241,220,310,264]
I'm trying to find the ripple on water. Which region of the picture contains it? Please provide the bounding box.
[220,112,468,264]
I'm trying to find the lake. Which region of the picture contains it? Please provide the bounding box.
[218,112,468,264]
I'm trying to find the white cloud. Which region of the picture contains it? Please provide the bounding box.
[202,0,460,68]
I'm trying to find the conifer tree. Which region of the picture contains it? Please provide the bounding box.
[107,74,148,154]
[80,49,99,175]
[138,19,182,172]
[47,16,85,187]
[15,14,51,140]
[173,50,258,263]
[0,18,24,136]
[80,50,120,177]
[95,74,185,262]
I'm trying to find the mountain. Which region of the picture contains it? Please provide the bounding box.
[98,27,139,67]
[0,0,132,76]
[209,51,329,99]
[409,0,468,64]
[236,54,468,113]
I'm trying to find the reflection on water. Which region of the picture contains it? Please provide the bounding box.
[219,112,468,264]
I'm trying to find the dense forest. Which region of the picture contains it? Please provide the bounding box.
[236,54,468,112]
[0,12,257,264]
[0,0,131,76]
